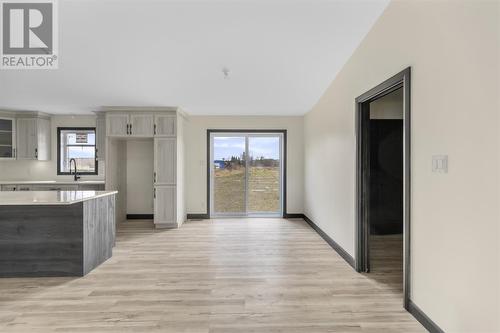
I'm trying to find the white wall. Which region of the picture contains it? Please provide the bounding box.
[126,140,153,214]
[0,115,104,181]
[304,1,499,332]
[185,116,304,214]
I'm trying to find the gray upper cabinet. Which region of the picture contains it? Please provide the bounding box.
[96,115,106,160]
[16,118,36,159]
[106,114,129,137]
[154,138,176,185]
[16,117,50,160]
[154,114,176,137]
[130,114,154,137]
[36,119,51,160]
[106,113,154,137]
[0,117,16,159]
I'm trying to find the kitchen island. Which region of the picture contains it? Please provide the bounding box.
[0,191,117,277]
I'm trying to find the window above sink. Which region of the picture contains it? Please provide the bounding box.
[57,127,98,175]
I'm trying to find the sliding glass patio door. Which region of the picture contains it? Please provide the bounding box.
[210,132,283,217]
[212,135,247,216]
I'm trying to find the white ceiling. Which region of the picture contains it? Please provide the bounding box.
[0,0,389,115]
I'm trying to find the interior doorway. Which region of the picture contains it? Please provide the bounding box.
[355,68,411,309]
[208,130,285,218]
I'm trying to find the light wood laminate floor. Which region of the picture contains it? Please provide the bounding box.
[0,218,425,332]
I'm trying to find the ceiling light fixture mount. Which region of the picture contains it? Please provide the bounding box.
[222,67,230,79]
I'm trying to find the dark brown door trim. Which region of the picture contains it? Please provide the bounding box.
[355,67,411,309]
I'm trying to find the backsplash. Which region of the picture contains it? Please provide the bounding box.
[0,159,105,181]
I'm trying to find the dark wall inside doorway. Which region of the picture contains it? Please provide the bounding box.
[369,119,403,235]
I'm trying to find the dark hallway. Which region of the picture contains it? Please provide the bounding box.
[367,88,404,284]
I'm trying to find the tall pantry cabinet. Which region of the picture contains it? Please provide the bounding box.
[102,108,186,229]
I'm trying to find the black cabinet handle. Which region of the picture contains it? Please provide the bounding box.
[154,172,156,183]
[130,123,132,135]
[154,188,156,199]
[154,124,157,135]
[35,148,38,159]
[126,124,130,135]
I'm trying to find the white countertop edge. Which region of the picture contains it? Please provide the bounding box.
[0,180,105,185]
[0,191,118,205]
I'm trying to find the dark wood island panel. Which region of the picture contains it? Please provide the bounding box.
[0,194,115,277]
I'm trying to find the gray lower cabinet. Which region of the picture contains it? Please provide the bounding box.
[17,185,32,191]
[154,185,176,226]
[31,185,79,191]
[1,185,18,191]
[78,184,105,190]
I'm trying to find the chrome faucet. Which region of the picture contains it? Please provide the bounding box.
[69,158,81,181]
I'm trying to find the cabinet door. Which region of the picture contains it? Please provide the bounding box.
[78,184,105,191]
[106,114,129,137]
[96,116,106,160]
[130,114,154,137]
[16,118,37,159]
[154,138,176,185]
[0,117,16,159]
[154,185,176,225]
[154,114,176,137]
[36,118,51,161]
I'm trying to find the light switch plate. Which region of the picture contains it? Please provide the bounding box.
[432,155,448,173]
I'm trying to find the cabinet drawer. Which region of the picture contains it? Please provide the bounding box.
[78,184,105,191]
[1,185,17,191]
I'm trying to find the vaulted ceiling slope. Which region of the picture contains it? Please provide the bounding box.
[0,0,389,115]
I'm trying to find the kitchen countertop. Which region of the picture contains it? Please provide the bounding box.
[0,180,105,185]
[0,191,117,205]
